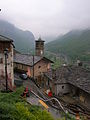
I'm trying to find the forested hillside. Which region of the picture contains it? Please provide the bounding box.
[46,29,90,62]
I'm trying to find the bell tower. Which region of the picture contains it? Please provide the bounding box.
[35,37,45,56]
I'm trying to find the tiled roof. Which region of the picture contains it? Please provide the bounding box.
[0,35,13,42]
[14,53,53,66]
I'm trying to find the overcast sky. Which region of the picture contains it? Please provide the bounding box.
[0,0,90,39]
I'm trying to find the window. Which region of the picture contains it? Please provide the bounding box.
[38,66,41,68]
[11,53,12,57]
[62,86,64,89]
[11,62,12,67]
[0,58,3,64]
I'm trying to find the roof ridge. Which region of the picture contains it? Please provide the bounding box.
[0,34,13,42]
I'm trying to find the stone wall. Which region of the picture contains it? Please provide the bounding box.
[55,83,71,96]
[14,59,51,78]
[79,90,90,108]
[0,43,14,89]
[31,60,50,77]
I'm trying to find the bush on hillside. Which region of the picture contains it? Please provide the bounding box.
[0,87,54,120]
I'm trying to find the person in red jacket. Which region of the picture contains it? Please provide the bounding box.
[22,87,30,97]
[48,91,52,97]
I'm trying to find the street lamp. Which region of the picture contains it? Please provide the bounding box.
[4,48,8,91]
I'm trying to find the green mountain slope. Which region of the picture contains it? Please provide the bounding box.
[46,29,90,61]
[0,20,35,53]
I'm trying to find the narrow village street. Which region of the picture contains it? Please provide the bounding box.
[23,79,62,119]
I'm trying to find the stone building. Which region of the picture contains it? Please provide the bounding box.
[0,35,14,89]
[44,65,90,108]
[67,66,90,108]
[14,53,53,79]
[44,66,70,95]
[14,37,53,84]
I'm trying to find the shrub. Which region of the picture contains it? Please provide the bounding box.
[0,87,54,120]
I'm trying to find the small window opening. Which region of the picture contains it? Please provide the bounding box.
[38,66,41,68]
[0,58,3,64]
[62,86,64,89]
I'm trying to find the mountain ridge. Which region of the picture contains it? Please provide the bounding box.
[46,29,90,62]
[0,20,35,53]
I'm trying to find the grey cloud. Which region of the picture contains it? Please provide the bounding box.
[0,0,90,39]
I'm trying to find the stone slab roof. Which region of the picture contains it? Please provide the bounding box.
[14,53,53,66]
[67,66,90,94]
[45,66,70,84]
[0,35,13,42]
[45,65,90,94]
[14,53,42,66]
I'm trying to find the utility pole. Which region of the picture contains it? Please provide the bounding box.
[33,55,34,80]
[4,48,8,91]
